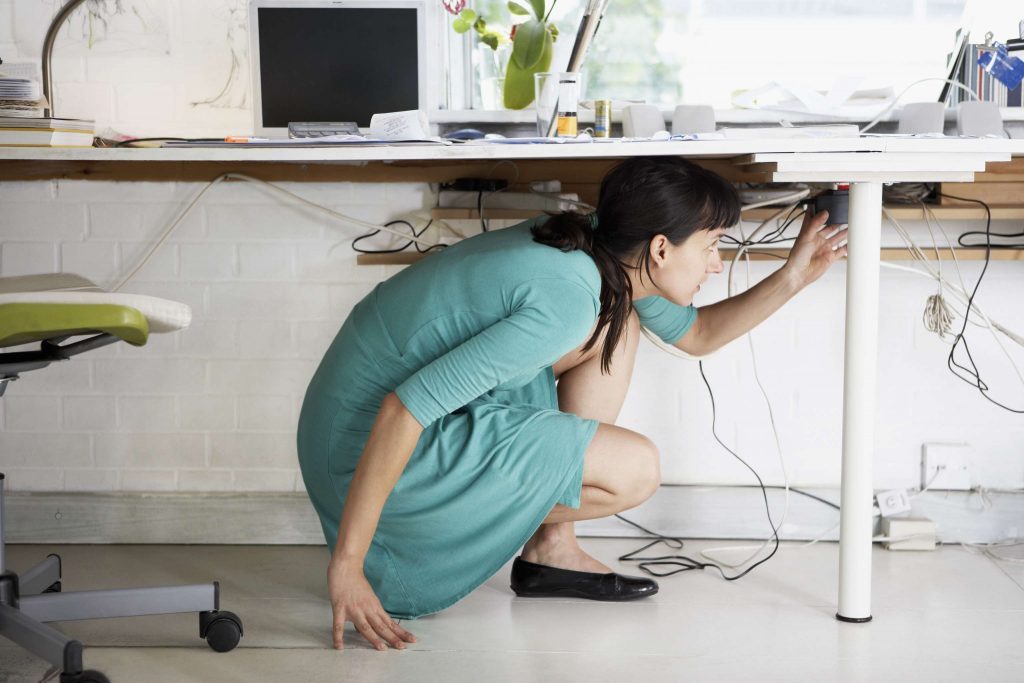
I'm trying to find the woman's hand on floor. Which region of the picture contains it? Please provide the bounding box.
[327,558,417,651]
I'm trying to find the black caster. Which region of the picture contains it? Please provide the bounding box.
[60,670,109,683]
[44,580,62,593]
[200,610,243,653]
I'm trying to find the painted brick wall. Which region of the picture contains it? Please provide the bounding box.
[1,2,1022,494]
[2,178,1023,494]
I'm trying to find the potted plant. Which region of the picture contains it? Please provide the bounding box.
[443,0,559,109]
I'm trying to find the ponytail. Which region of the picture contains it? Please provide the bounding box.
[531,212,633,374]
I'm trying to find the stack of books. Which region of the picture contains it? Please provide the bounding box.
[0,59,95,147]
[0,60,46,117]
[0,116,96,147]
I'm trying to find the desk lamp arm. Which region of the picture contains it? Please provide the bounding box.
[41,0,89,118]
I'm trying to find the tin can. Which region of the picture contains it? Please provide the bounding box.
[594,99,612,138]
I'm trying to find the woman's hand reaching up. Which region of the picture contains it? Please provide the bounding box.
[327,558,417,651]
[783,209,848,289]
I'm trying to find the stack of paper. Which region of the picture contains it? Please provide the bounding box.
[0,61,47,118]
[0,116,95,148]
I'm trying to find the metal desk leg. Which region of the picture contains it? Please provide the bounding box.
[836,180,882,623]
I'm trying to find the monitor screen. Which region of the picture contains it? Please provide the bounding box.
[254,4,421,130]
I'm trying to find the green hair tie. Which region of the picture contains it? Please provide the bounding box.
[588,213,599,230]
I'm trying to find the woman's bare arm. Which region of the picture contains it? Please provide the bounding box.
[328,391,423,651]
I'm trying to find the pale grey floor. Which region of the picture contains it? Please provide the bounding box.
[1,538,1023,682]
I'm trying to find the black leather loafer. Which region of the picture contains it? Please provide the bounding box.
[510,556,658,601]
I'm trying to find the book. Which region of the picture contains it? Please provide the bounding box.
[0,116,95,132]
[0,116,96,147]
[0,60,47,118]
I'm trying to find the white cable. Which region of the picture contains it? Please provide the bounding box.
[881,208,1024,392]
[112,174,230,292]
[738,188,810,213]
[859,78,981,134]
[111,172,446,292]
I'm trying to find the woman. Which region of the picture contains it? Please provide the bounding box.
[297,156,847,651]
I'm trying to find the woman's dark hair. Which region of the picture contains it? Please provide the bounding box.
[532,156,740,373]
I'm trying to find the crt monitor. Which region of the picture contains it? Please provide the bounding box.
[249,0,427,136]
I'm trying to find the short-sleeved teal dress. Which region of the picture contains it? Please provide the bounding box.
[297,218,697,619]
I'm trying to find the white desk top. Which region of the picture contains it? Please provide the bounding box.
[0,138,1021,164]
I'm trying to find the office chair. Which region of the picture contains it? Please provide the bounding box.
[0,274,242,683]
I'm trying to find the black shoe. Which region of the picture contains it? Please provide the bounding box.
[510,556,659,601]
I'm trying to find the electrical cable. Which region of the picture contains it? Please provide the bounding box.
[110,172,448,292]
[626,201,809,574]
[881,206,1024,401]
[615,362,780,580]
[859,78,981,134]
[934,194,1024,413]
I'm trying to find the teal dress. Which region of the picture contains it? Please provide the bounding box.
[297,218,697,619]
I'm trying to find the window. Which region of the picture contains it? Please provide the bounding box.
[464,0,969,110]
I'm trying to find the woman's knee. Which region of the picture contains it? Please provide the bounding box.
[582,425,661,506]
[631,434,661,503]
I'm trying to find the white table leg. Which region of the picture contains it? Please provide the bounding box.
[836,181,882,623]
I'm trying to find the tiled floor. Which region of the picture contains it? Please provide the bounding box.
[2,538,1023,682]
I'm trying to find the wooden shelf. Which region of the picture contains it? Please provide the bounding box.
[358,246,1023,266]
[433,205,1024,222]
[431,208,546,220]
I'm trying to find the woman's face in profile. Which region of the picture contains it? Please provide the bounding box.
[647,227,726,306]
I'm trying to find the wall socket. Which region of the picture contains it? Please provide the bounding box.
[921,442,972,491]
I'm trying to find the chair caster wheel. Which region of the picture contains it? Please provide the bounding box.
[60,670,110,683]
[200,609,243,653]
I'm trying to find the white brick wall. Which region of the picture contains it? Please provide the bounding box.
[2,176,1023,496]
[1,2,1022,495]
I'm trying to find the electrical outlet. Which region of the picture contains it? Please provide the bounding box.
[921,442,972,491]
[876,489,912,517]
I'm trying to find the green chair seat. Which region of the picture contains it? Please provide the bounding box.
[0,302,149,348]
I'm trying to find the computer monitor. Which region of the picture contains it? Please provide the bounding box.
[249,0,427,137]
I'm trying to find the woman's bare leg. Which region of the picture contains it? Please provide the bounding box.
[521,311,659,573]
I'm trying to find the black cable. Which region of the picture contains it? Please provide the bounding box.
[613,484,839,576]
[957,228,1024,249]
[351,218,446,255]
[938,193,1023,413]
[111,137,220,147]
[478,190,489,232]
[615,362,780,580]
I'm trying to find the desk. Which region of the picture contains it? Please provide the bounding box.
[2,138,1022,622]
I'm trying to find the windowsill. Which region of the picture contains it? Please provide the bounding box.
[430,107,1024,125]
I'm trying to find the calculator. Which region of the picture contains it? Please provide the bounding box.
[287,122,360,138]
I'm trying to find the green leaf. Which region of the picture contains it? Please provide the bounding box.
[458,8,477,22]
[481,33,499,50]
[507,2,529,16]
[473,17,487,32]
[510,19,546,70]
[529,0,545,21]
[452,18,470,33]
[503,27,553,109]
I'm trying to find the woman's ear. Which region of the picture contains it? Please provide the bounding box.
[649,234,670,266]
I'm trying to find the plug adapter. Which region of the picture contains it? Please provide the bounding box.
[881,517,936,551]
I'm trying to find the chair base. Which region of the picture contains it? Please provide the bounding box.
[0,475,243,679]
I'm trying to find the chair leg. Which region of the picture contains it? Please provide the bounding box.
[20,583,218,622]
[19,554,62,596]
[0,601,84,675]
